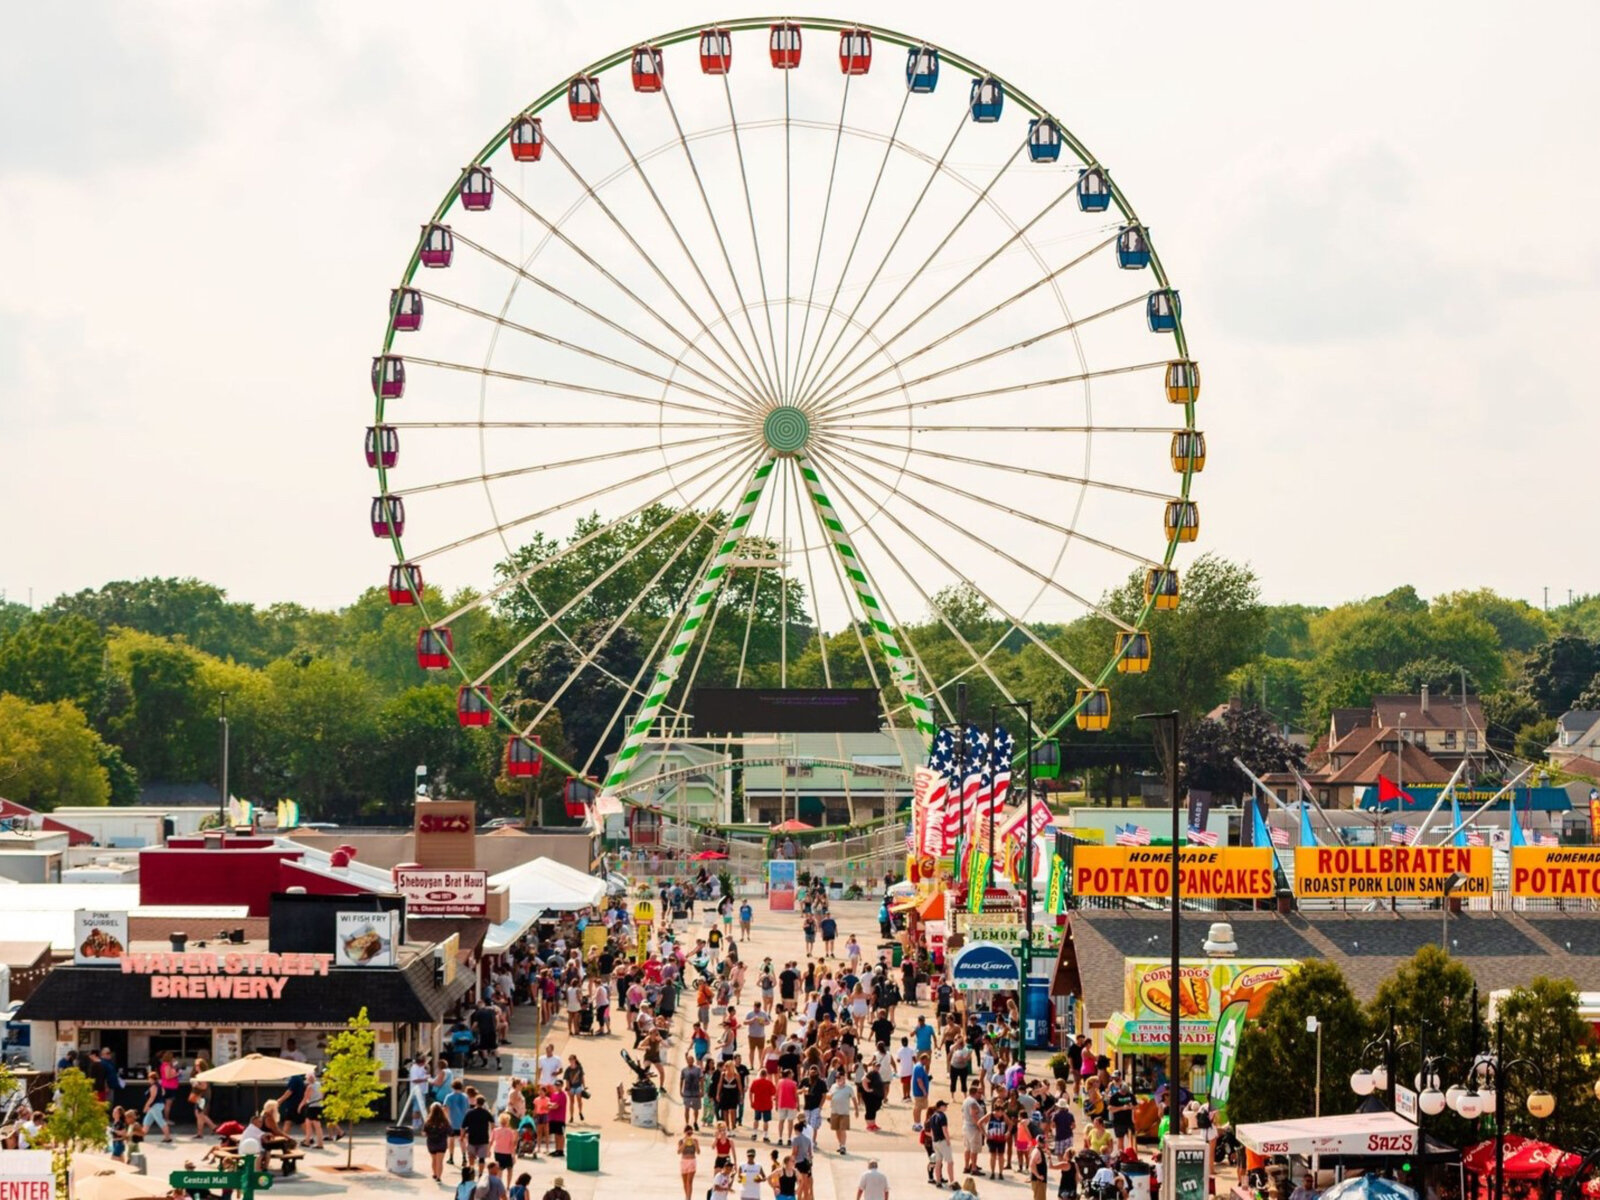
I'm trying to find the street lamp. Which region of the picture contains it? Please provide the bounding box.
[1442,872,1465,950]
[1136,709,1181,1139]
[1457,1018,1558,1200]
[991,698,1039,1068]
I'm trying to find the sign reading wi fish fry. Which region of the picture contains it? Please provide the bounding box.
[1072,846,1276,899]
[1293,846,1492,899]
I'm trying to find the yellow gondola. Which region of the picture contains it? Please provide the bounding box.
[1165,360,1200,405]
[1171,431,1206,473]
[1164,500,1199,543]
[1075,688,1111,732]
[1144,568,1180,611]
[1115,631,1151,674]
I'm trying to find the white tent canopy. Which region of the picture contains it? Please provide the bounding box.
[1236,1112,1418,1157]
[488,856,605,913]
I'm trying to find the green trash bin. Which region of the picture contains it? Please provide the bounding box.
[879,940,903,967]
[566,1131,600,1173]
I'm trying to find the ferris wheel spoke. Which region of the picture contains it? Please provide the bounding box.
[797,134,1029,413]
[816,439,1134,646]
[732,468,782,690]
[388,431,729,499]
[493,170,769,411]
[411,288,750,416]
[828,422,1175,435]
[389,420,744,430]
[820,292,1147,419]
[591,105,780,407]
[813,234,1123,418]
[401,355,735,422]
[791,69,855,411]
[837,361,1168,424]
[408,436,747,564]
[824,429,1178,503]
[807,192,1113,417]
[782,68,793,402]
[708,74,785,401]
[477,443,765,687]
[792,107,972,412]
[451,228,759,415]
[811,445,1098,689]
[789,89,912,410]
[802,447,1028,717]
[812,432,1164,573]
[434,438,758,625]
[601,458,780,797]
[512,447,765,745]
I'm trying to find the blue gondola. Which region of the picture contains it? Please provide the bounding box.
[969,76,1004,122]
[1028,118,1061,163]
[906,46,939,93]
[1146,289,1180,333]
[1116,225,1150,269]
[1078,167,1111,212]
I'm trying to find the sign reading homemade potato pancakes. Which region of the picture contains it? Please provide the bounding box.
[1072,847,1276,899]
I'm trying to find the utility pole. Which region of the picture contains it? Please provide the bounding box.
[218,693,230,825]
[1137,710,1181,1136]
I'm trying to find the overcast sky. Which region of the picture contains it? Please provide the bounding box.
[3,1,1596,616]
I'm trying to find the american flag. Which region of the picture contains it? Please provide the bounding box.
[962,725,992,837]
[1270,825,1290,848]
[1389,823,1416,845]
[1115,823,1151,846]
[989,727,1017,810]
[1465,829,1485,847]
[1536,833,1560,847]
[1186,826,1219,846]
[928,730,962,849]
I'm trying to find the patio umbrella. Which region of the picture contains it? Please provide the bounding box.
[193,1054,312,1119]
[74,1171,174,1200]
[691,850,728,860]
[1463,1136,1583,1179]
[1320,1177,1419,1200]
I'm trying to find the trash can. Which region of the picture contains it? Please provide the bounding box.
[566,1130,600,1173]
[385,1125,415,1175]
[630,1081,659,1129]
[1124,1160,1153,1200]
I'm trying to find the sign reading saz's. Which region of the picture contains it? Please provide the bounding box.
[413,800,476,870]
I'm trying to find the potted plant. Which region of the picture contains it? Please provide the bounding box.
[1047,1051,1073,1082]
[797,869,812,888]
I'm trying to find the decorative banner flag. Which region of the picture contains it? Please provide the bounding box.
[1045,853,1067,913]
[1299,803,1317,848]
[1377,774,1416,806]
[1207,1000,1250,1125]
[962,725,991,837]
[989,727,1017,810]
[1388,822,1416,845]
[1114,823,1152,846]
[1186,826,1219,846]
[1270,825,1290,849]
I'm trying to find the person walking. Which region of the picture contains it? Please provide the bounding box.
[676,1129,700,1200]
[792,1123,816,1200]
[828,1075,853,1155]
[681,1059,705,1132]
[141,1076,173,1143]
[858,1062,886,1132]
[738,901,753,941]
[927,1099,954,1189]
[737,1147,766,1200]
[423,1103,452,1182]
[961,1085,985,1177]
[819,914,838,958]
[189,1059,217,1140]
[856,1159,890,1200]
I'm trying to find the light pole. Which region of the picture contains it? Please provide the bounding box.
[993,698,1038,1067]
[1136,709,1181,1136]
[217,693,230,825]
[1442,871,1465,950]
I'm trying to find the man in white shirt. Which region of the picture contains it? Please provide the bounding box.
[281,1038,308,1063]
[738,1148,766,1200]
[856,1161,890,1200]
[894,1039,916,1100]
[407,1056,430,1126]
[537,1041,563,1087]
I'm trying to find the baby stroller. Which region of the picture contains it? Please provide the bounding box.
[578,998,595,1035]
[1075,1151,1108,1200]
[516,1115,538,1158]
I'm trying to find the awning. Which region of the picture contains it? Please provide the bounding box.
[487,856,605,912]
[483,902,542,956]
[1237,1112,1420,1157]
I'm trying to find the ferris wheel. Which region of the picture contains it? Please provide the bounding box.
[365,17,1202,813]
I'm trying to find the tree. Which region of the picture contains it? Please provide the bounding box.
[511,621,644,767]
[0,614,107,713]
[1514,719,1557,763]
[1435,589,1554,656]
[0,694,112,809]
[322,1008,386,1170]
[1519,634,1600,717]
[1496,977,1600,1144]
[1228,960,1366,1125]
[1367,946,1482,1147]
[1483,690,1543,754]
[44,1067,109,1187]
[1181,704,1306,801]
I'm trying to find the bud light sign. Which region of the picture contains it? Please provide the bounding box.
[950,940,1020,992]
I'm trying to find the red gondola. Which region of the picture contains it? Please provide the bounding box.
[769,22,801,69]
[371,355,404,400]
[698,27,732,74]
[387,563,423,605]
[419,223,453,268]
[459,165,494,212]
[564,777,598,819]
[509,115,544,162]
[568,76,601,122]
[839,27,871,74]
[507,735,543,778]
[390,288,423,332]
[365,424,398,469]
[631,46,664,92]
[457,685,493,727]
[416,627,453,670]
[371,496,404,538]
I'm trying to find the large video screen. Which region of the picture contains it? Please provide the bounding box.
[691,688,882,734]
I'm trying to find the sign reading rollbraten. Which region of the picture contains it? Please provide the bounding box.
[1511,847,1600,897]
[1293,846,1492,898]
[1072,847,1276,899]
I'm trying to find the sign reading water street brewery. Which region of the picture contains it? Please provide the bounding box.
[1072,847,1276,899]
[1293,846,1492,898]
[121,951,334,998]
[393,867,488,915]
[1511,847,1600,897]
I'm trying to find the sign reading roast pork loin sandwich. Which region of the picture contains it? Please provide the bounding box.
[1511,847,1600,897]
[393,867,488,916]
[1293,845,1492,899]
[1072,846,1276,900]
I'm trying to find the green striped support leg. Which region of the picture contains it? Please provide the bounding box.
[599,458,777,806]
[796,454,936,743]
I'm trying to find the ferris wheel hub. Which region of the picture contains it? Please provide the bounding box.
[762,404,812,455]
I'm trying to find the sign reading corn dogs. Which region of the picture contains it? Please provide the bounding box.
[1123,958,1298,1024]
[1292,846,1492,898]
[1071,846,1276,899]
[1510,847,1600,897]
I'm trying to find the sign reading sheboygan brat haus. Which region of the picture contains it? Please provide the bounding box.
[1293,846,1492,898]
[121,951,335,999]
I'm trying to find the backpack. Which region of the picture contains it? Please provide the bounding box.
[1197,1106,1213,1130]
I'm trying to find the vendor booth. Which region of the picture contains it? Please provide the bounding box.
[1237,1112,1422,1157]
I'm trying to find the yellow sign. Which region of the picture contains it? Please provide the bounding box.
[1123,958,1298,1022]
[1292,846,1492,898]
[1072,846,1276,899]
[633,899,655,924]
[1511,847,1600,897]
[582,923,608,956]
[635,926,649,962]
